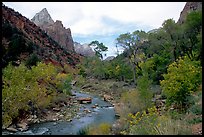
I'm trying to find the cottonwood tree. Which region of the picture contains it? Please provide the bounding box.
[89,40,108,60]
[116,30,148,85]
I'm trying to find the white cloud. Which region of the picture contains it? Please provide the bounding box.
[3,2,186,36]
[3,2,186,57]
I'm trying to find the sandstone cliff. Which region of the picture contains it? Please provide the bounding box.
[177,2,202,24]
[2,4,80,68]
[31,8,75,52]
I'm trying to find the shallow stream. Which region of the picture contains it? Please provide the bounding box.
[2,90,116,135]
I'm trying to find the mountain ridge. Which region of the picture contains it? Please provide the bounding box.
[2,4,81,68]
[31,8,75,52]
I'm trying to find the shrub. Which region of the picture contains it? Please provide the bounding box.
[137,74,153,110]
[2,62,67,128]
[160,56,202,110]
[155,115,192,135]
[25,53,41,67]
[187,117,202,124]
[188,104,202,115]
[74,75,86,87]
[88,123,111,135]
[124,106,192,135]
[77,126,89,135]
[126,106,160,135]
[119,89,143,117]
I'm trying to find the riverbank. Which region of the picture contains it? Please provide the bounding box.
[2,91,82,134]
[74,77,137,134]
[2,89,117,135]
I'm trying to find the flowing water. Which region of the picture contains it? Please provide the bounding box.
[2,90,117,135]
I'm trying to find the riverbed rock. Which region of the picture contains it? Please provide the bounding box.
[77,97,92,104]
[115,113,120,119]
[103,94,113,102]
[81,84,92,89]
[83,109,91,113]
[6,127,18,132]
[16,123,28,131]
[53,107,61,112]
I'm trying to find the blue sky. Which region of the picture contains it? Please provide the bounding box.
[3,2,186,58]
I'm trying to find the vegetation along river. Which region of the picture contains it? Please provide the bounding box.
[3,90,117,135]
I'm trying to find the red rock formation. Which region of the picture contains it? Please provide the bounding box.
[2,4,81,68]
[177,2,202,24]
[31,8,75,52]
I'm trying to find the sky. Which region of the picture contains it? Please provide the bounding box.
[3,2,186,58]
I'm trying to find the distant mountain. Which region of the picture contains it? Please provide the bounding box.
[177,2,202,24]
[31,8,75,52]
[31,8,54,26]
[2,4,81,68]
[74,42,95,57]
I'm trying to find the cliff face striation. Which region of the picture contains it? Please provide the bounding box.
[177,2,202,24]
[31,8,75,52]
[2,4,81,68]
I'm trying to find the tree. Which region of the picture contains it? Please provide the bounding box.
[181,10,202,61]
[89,40,108,60]
[116,30,148,85]
[160,56,202,110]
[162,19,182,61]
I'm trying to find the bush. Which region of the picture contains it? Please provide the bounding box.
[119,74,153,118]
[88,123,111,135]
[2,62,69,128]
[77,126,89,135]
[25,53,41,67]
[137,74,153,110]
[125,106,160,135]
[119,89,143,117]
[160,56,202,110]
[188,104,202,115]
[187,117,202,124]
[124,106,192,135]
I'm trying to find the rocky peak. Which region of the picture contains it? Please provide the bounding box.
[31,8,54,26]
[177,2,202,24]
[31,8,75,52]
[55,20,63,28]
[2,4,81,68]
[74,42,95,57]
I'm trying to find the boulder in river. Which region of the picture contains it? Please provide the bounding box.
[77,97,92,104]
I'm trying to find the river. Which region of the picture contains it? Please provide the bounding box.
[2,90,117,135]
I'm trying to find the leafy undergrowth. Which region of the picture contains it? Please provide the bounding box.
[2,62,75,129]
[77,76,202,135]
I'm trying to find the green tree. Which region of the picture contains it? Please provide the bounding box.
[160,56,202,110]
[25,53,41,68]
[181,10,202,61]
[116,30,148,85]
[89,40,108,60]
[162,18,182,61]
[2,62,71,128]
